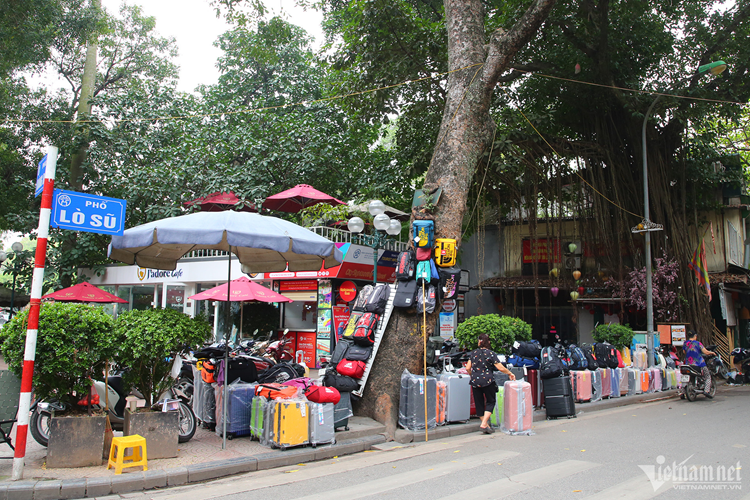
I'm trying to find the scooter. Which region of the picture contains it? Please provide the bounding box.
[265,329,294,364]
[730,347,750,383]
[704,345,729,379]
[679,363,716,401]
[30,370,197,447]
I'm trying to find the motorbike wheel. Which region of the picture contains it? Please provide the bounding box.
[174,377,194,406]
[685,381,697,402]
[718,365,728,380]
[706,378,717,398]
[177,401,197,443]
[30,407,51,447]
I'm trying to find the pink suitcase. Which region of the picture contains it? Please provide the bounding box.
[599,368,611,398]
[618,367,629,395]
[571,370,592,403]
[502,380,533,435]
[650,367,661,392]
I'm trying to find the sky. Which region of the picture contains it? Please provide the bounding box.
[100,0,324,93]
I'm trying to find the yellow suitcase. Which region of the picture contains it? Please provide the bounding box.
[271,401,309,449]
[434,238,457,267]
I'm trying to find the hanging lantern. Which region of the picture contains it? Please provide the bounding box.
[572,270,582,280]
[551,286,559,297]
[589,308,595,315]
[550,267,560,278]
[578,286,585,294]
[568,242,578,253]
[570,291,579,300]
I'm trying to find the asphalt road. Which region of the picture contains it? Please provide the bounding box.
[128,384,750,500]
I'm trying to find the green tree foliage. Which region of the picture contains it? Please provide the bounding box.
[114,308,212,406]
[455,314,532,353]
[593,323,635,349]
[0,302,115,407]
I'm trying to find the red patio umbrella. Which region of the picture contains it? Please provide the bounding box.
[261,184,345,213]
[184,191,256,212]
[42,282,128,303]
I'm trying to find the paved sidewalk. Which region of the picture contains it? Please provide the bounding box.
[0,387,683,500]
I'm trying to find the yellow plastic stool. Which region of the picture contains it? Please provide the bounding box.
[107,435,148,474]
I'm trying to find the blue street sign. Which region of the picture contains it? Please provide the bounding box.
[51,189,127,236]
[35,155,47,197]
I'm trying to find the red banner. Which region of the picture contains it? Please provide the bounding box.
[522,239,561,263]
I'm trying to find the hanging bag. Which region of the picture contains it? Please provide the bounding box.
[434,238,457,267]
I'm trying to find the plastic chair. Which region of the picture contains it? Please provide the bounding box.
[107,434,148,474]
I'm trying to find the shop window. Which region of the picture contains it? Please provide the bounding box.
[283,301,317,330]
[166,285,186,313]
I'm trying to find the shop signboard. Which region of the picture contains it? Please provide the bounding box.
[335,244,398,283]
[279,280,318,291]
[338,281,358,303]
[522,238,561,263]
[332,305,351,341]
[439,312,455,340]
[671,325,686,346]
[442,299,456,312]
[296,332,316,366]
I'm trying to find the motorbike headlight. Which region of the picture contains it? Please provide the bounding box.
[38,402,49,411]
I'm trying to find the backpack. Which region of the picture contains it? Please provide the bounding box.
[425,336,445,366]
[353,312,379,346]
[416,247,432,261]
[512,340,542,359]
[365,283,391,314]
[416,284,437,314]
[395,250,416,280]
[201,360,217,384]
[393,280,418,308]
[344,344,372,361]
[341,313,361,342]
[594,343,618,369]
[506,355,540,369]
[352,285,374,312]
[257,363,298,384]
[337,359,366,379]
[416,260,431,284]
[434,238,457,267]
[323,369,359,392]
[540,346,565,379]
[580,343,597,370]
[438,267,461,299]
[329,339,353,367]
[413,220,435,248]
[568,344,589,370]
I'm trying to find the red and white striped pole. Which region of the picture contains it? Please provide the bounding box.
[12,145,57,480]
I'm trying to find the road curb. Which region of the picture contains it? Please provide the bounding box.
[2,434,387,499]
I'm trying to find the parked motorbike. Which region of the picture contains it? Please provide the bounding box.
[30,369,197,447]
[704,344,729,379]
[679,364,716,401]
[265,329,294,364]
[730,347,750,383]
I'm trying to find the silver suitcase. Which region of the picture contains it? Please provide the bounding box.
[437,372,471,423]
[308,402,336,447]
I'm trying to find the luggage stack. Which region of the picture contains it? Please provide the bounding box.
[270,400,310,450]
[249,396,274,445]
[398,370,437,431]
[542,376,576,419]
[215,381,256,439]
[437,372,471,424]
[191,364,217,430]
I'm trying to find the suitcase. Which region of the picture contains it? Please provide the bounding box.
[591,369,603,402]
[398,371,437,431]
[571,370,592,403]
[620,348,632,367]
[628,368,640,396]
[215,382,256,438]
[651,367,661,392]
[501,380,533,435]
[527,369,545,408]
[489,385,504,428]
[271,400,309,449]
[436,381,447,425]
[641,369,651,393]
[633,351,648,370]
[599,368,611,398]
[308,402,336,447]
[437,372,471,423]
[333,391,353,431]
[250,396,273,445]
[543,376,576,419]
[659,368,668,390]
[610,368,621,398]
[618,367,629,396]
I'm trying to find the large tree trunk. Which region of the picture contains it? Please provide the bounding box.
[357,0,556,437]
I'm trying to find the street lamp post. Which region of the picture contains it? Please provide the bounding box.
[8,242,23,319]
[348,200,402,284]
[634,60,726,368]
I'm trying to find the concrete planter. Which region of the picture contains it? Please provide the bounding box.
[47,415,106,468]
[124,409,179,459]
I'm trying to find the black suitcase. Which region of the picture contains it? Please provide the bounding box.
[543,376,576,419]
[333,391,352,431]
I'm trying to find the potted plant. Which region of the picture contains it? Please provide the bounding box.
[455,314,532,354]
[114,308,211,458]
[593,323,635,349]
[0,302,116,467]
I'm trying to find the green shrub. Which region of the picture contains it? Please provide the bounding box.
[455,314,532,354]
[0,303,116,408]
[592,323,635,349]
[115,308,211,405]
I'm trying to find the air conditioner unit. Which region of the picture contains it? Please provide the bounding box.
[564,241,582,255]
[564,256,581,269]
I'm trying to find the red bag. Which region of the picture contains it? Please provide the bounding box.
[305,384,341,404]
[254,383,299,400]
[337,359,366,379]
[616,349,625,368]
[353,313,379,346]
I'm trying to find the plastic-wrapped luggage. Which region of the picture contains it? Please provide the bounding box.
[398,370,437,431]
[659,368,668,390]
[192,364,216,427]
[437,372,470,423]
[489,385,504,428]
[650,367,661,392]
[600,368,612,398]
[610,368,621,398]
[333,392,353,431]
[270,400,309,449]
[250,396,274,445]
[628,368,640,396]
[436,381,447,425]
[215,381,256,438]
[633,351,648,370]
[308,402,336,447]
[617,367,629,396]
[543,376,576,419]
[571,370,592,403]
[591,369,603,402]
[501,380,533,435]
[640,369,649,393]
